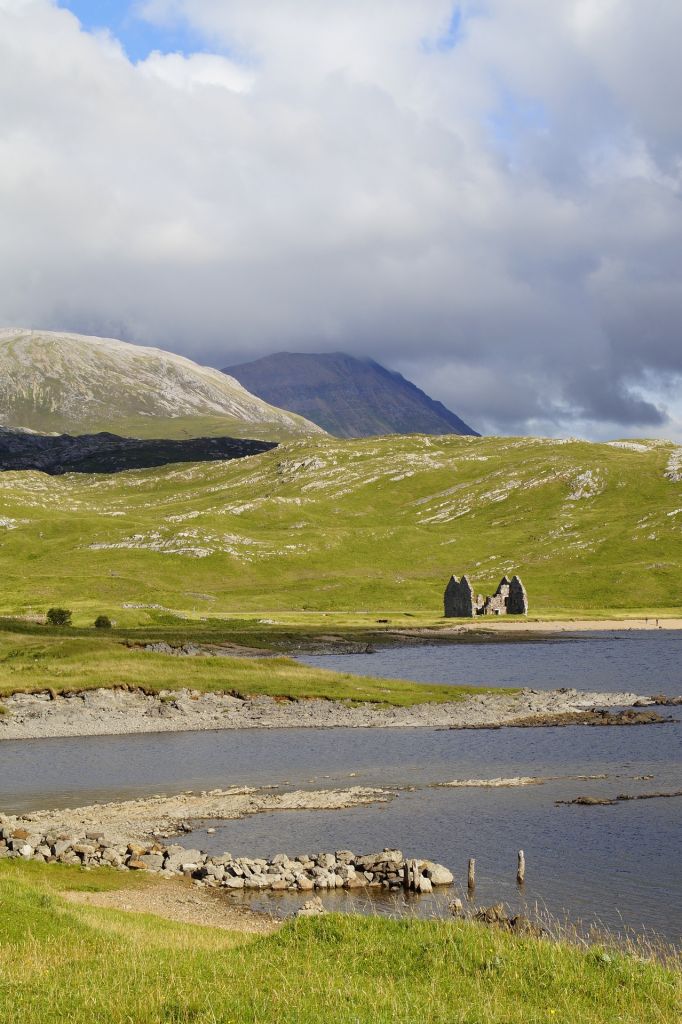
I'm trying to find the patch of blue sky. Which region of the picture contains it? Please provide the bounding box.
[57,1,209,62]
[487,84,549,157]
[421,5,464,54]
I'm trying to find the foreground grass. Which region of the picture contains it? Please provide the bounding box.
[0,628,512,705]
[0,862,678,1024]
[0,434,680,618]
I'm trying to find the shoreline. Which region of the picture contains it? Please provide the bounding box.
[1,785,391,843]
[0,686,675,741]
[400,616,682,640]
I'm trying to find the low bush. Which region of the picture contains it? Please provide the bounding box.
[94,615,112,630]
[46,608,72,627]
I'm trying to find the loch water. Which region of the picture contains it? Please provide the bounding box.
[2,632,680,943]
[298,629,682,695]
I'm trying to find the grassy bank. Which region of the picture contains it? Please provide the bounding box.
[0,627,512,705]
[0,435,680,617]
[0,861,678,1024]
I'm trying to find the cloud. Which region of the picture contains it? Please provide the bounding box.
[0,0,681,438]
[140,51,254,93]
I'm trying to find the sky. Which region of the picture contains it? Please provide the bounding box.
[1,0,681,440]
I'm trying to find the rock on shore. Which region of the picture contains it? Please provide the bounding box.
[1,786,391,843]
[0,825,452,895]
[0,686,663,741]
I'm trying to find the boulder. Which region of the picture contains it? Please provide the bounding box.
[222,877,245,889]
[343,875,366,889]
[474,903,509,926]
[509,914,545,937]
[244,876,270,889]
[139,853,165,871]
[101,849,123,867]
[422,862,454,886]
[52,840,74,858]
[164,848,204,872]
[296,897,326,917]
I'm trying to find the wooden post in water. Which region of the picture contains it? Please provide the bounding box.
[467,858,476,890]
[404,858,421,892]
[517,850,526,885]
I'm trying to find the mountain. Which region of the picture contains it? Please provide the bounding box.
[222,352,478,438]
[0,427,276,475]
[0,329,324,441]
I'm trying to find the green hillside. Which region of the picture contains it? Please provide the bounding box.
[0,434,680,618]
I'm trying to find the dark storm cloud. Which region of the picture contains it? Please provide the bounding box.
[1,1,681,438]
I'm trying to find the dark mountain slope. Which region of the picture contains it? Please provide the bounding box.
[222,352,478,438]
[0,428,276,475]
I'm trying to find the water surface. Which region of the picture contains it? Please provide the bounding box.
[2,722,680,942]
[299,630,682,695]
[2,632,680,943]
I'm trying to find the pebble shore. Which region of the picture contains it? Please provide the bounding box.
[0,686,658,740]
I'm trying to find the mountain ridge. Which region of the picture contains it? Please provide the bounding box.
[223,351,478,438]
[0,329,324,441]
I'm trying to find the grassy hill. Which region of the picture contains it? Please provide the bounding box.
[0,434,680,618]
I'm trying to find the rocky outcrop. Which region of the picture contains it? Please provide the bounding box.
[0,827,453,894]
[444,574,528,617]
[0,427,276,475]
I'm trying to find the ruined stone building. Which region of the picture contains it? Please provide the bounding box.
[444,574,528,617]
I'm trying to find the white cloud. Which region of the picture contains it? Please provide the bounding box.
[0,0,680,437]
[140,51,253,93]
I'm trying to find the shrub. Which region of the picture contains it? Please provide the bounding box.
[46,607,72,627]
[94,615,112,630]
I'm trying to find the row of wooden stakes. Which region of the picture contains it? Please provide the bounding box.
[468,850,526,888]
[403,851,526,892]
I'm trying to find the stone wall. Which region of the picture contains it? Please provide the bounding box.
[444,575,476,617]
[0,825,453,894]
[444,573,528,617]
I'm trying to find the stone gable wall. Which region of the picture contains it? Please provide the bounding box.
[444,573,528,617]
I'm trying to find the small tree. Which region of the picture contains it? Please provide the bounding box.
[94,615,112,630]
[47,607,72,627]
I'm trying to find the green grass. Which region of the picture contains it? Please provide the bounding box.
[0,434,680,618]
[0,861,678,1024]
[0,627,511,705]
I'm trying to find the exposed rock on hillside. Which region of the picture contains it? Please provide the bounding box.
[224,351,478,437]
